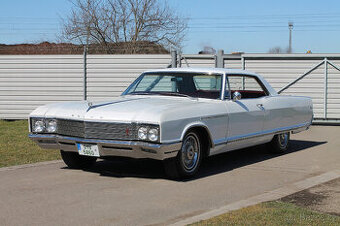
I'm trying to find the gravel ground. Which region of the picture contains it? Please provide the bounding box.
[281,178,340,216]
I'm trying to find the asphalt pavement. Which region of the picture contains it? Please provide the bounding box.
[0,126,339,225]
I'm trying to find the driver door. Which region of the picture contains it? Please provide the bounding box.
[225,74,267,151]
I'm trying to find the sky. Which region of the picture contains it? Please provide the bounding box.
[1,0,340,54]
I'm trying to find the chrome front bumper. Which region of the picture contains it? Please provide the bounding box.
[29,134,181,160]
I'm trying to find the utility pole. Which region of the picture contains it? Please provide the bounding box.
[288,22,293,53]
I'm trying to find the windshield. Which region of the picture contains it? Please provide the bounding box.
[123,72,223,99]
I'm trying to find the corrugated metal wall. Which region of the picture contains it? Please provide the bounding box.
[0,55,84,119]
[241,55,340,120]
[0,55,170,119]
[0,53,339,120]
[326,60,340,119]
[244,59,326,118]
[86,55,171,101]
[179,55,242,69]
[180,55,215,68]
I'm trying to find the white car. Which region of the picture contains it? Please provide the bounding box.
[29,68,313,178]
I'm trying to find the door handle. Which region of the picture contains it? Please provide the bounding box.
[257,104,264,109]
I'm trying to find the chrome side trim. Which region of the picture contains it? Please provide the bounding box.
[214,122,311,146]
[200,114,228,120]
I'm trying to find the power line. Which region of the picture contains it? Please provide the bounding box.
[187,12,340,20]
[0,17,59,20]
[1,13,339,45]
[188,29,340,33]
[1,23,339,31]
[188,24,340,29]
[189,20,340,26]
[0,22,60,25]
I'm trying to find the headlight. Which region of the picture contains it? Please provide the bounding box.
[137,125,159,142]
[46,119,57,133]
[138,127,148,140]
[31,118,57,133]
[148,128,159,142]
[33,120,45,133]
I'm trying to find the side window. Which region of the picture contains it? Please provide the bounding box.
[243,77,264,91]
[193,75,221,91]
[228,75,267,99]
[228,76,243,90]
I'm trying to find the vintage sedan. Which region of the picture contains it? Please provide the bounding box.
[29,68,313,178]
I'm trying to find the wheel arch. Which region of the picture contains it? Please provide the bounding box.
[181,122,214,157]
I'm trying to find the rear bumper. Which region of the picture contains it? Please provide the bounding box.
[29,134,181,160]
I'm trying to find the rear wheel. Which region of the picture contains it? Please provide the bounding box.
[60,150,97,169]
[163,131,203,179]
[268,132,290,153]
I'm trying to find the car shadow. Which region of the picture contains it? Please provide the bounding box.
[193,139,326,181]
[63,139,326,181]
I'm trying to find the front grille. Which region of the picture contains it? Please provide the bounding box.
[57,119,84,138]
[57,119,137,140]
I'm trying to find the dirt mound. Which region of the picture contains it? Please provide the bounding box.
[0,41,169,54]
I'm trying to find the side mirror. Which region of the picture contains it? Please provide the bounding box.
[233,91,241,101]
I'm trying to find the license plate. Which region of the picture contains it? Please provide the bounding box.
[77,143,100,157]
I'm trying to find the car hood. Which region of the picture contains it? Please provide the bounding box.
[30,95,208,123]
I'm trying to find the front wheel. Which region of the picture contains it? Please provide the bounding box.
[163,131,203,179]
[60,150,97,169]
[268,132,290,153]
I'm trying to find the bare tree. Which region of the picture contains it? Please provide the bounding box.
[198,46,216,54]
[60,0,187,53]
[268,46,292,54]
[268,46,284,54]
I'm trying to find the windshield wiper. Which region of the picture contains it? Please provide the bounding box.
[128,91,194,99]
[127,91,159,95]
[158,92,194,98]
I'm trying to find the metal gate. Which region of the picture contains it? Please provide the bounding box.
[277,58,340,123]
[172,51,340,123]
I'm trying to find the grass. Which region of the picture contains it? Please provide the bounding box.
[0,120,60,168]
[191,201,340,226]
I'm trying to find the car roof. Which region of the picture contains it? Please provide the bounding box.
[144,67,259,77]
[143,67,278,96]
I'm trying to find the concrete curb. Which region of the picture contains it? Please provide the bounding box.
[0,160,63,172]
[171,169,340,226]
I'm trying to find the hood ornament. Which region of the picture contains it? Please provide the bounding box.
[87,101,93,107]
[85,98,139,112]
[86,101,94,112]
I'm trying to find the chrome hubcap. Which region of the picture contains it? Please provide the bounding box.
[181,134,200,172]
[278,133,288,148]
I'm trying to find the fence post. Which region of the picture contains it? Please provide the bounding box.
[241,56,246,89]
[171,50,177,68]
[178,52,182,67]
[83,46,87,101]
[324,58,328,119]
[215,50,224,68]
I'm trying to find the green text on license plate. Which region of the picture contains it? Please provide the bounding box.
[77,143,100,157]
